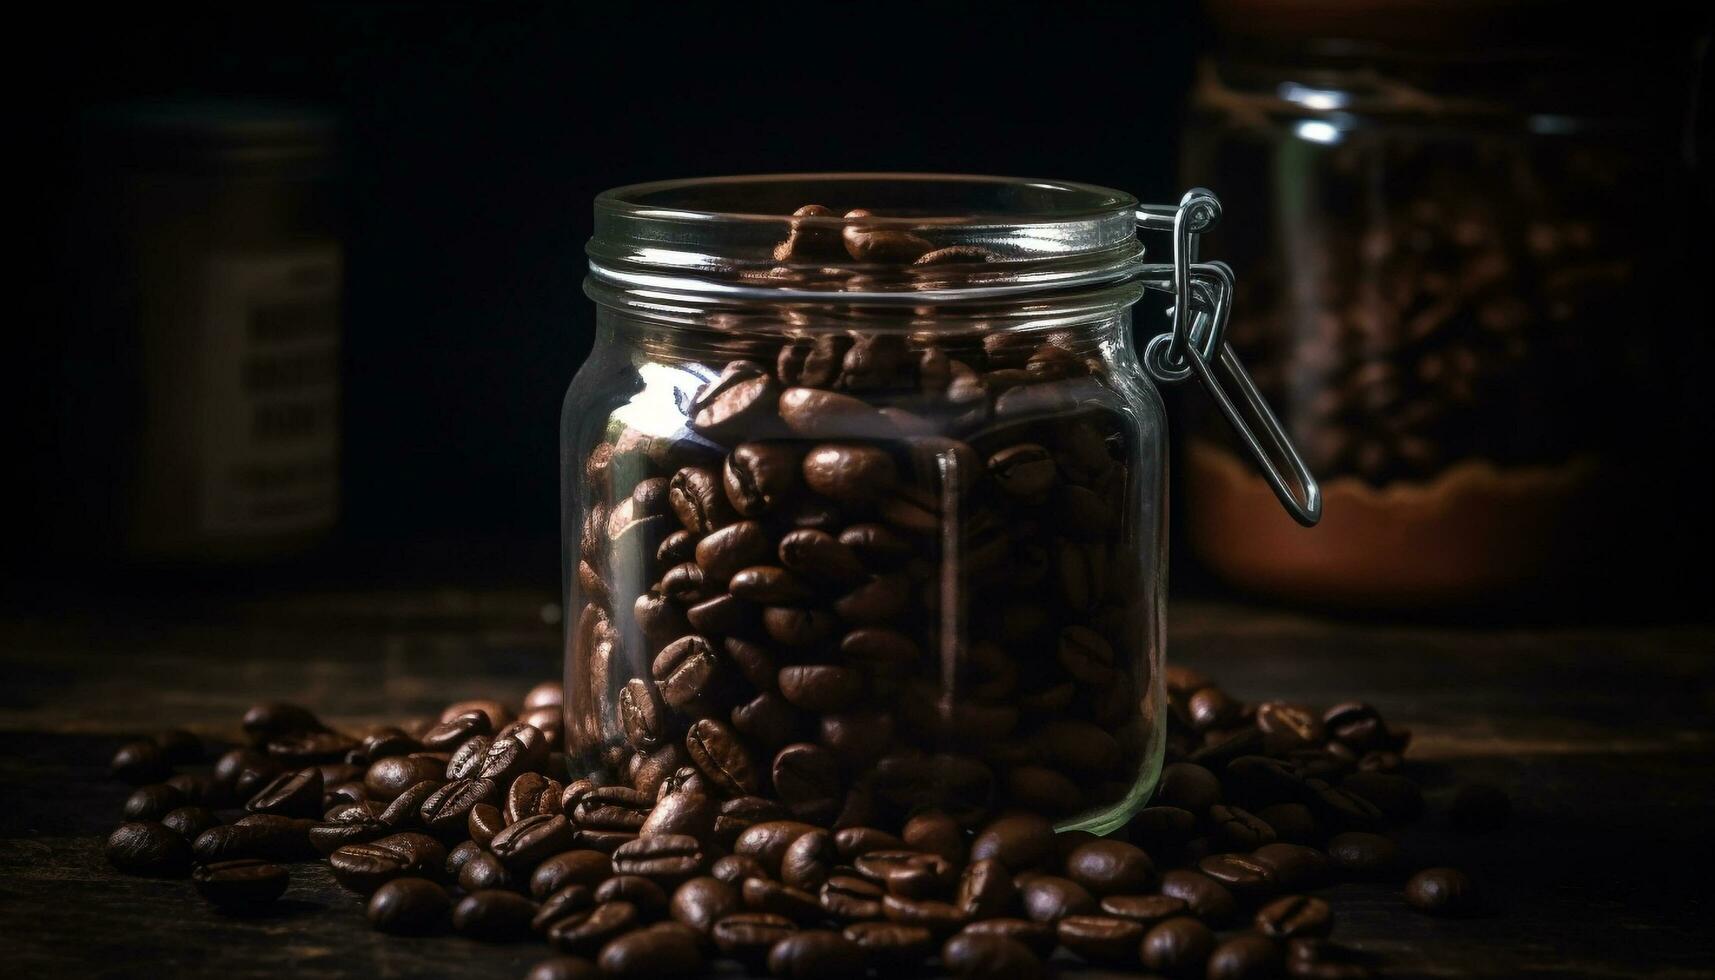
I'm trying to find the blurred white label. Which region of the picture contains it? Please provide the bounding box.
[199,247,341,536]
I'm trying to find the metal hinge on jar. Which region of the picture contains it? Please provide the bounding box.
[1137,189,1323,526]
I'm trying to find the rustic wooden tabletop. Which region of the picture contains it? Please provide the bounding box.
[2,589,1711,979]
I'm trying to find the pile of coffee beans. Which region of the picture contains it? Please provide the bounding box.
[104,670,1506,979]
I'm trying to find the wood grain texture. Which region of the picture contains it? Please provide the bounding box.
[2,593,1711,978]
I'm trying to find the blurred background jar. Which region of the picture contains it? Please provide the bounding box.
[1181,0,1711,611]
[59,101,343,566]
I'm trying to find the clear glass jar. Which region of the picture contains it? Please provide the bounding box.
[561,175,1315,836]
[1181,17,1698,608]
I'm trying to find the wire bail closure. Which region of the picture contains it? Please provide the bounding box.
[1138,190,1323,527]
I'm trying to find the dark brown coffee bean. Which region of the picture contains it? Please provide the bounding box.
[1018,875,1094,923]
[309,808,388,855]
[420,777,499,837]
[1252,843,1330,890]
[572,786,653,833]
[422,710,491,752]
[121,783,185,822]
[770,743,843,823]
[462,803,502,848]
[842,920,933,967]
[492,814,577,870]
[710,854,766,886]
[1100,893,1187,926]
[362,755,442,803]
[685,718,760,796]
[534,883,596,931]
[595,875,669,919]
[242,702,324,746]
[524,956,600,980]
[1208,932,1286,979]
[446,839,483,879]
[837,627,921,669]
[1405,867,1479,916]
[1256,702,1325,751]
[945,857,1012,920]
[732,691,804,749]
[453,889,536,942]
[1157,762,1222,813]
[837,522,913,569]
[329,832,444,894]
[1257,803,1320,844]
[957,918,1056,958]
[1325,832,1400,876]
[1159,869,1238,925]
[733,820,819,875]
[1286,938,1378,979]
[1212,804,1279,850]
[1131,805,1198,850]
[969,813,1053,872]
[1447,783,1512,834]
[379,779,441,828]
[691,360,780,443]
[730,566,816,604]
[778,528,867,585]
[636,792,712,845]
[160,806,220,842]
[597,921,703,979]
[105,822,190,877]
[1198,852,1280,898]
[445,734,492,780]
[1064,839,1154,896]
[366,876,451,934]
[530,849,612,899]
[988,443,1057,498]
[246,767,323,817]
[612,834,705,886]
[618,679,668,752]
[110,740,171,785]
[1323,703,1399,753]
[820,873,885,920]
[802,443,898,504]
[670,875,740,933]
[459,852,515,893]
[1141,915,1216,977]
[1256,894,1333,939]
[669,467,736,535]
[549,901,640,955]
[778,828,838,892]
[191,859,288,911]
[941,931,1044,980]
[725,442,802,516]
[767,928,867,980]
[1056,914,1144,964]
[696,521,775,583]
[712,912,798,969]
[832,826,904,860]
[653,636,723,711]
[714,796,790,849]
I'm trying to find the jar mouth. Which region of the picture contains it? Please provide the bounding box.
[588,173,1149,303]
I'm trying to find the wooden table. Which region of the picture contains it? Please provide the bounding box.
[2,590,1711,978]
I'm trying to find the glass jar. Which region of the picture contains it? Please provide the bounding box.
[1181,12,1699,608]
[561,175,1317,836]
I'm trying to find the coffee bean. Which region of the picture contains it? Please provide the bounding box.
[969,813,1053,872]
[1100,893,1187,927]
[191,859,289,911]
[1159,869,1238,925]
[597,921,703,979]
[691,360,780,444]
[1256,894,1333,939]
[524,956,600,980]
[685,719,761,796]
[246,767,323,817]
[549,901,639,954]
[742,877,822,924]
[1157,762,1223,813]
[653,636,723,711]
[1212,804,1280,850]
[420,778,499,837]
[121,783,185,822]
[802,444,898,503]
[1141,915,1216,977]
[639,791,715,844]
[106,822,190,877]
[724,443,802,516]
[378,779,441,828]
[421,710,491,751]
[988,443,1057,498]
[530,849,612,899]
[669,466,737,536]
[768,929,868,980]
[941,932,1044,980]
[820,873,886,921]
[612,834,705,885]
[454,889,537,941]
[459,852,515,893]
[492,814,577,870]
[1325,832,1400,876]
[1208,932,1286,979]
[956,918,1057,958]
[777,528,867,586]
[160,806,220,842]
[1057,914,1145,964]
[670,875,739,933]
[843,920,934,968]
[445,735,492,780]
[729,566,816,604]
[696,521,775,584]
[711,912,798,969]
[711,854,766,886]
[594,875,669,919]
[1018,875,1095,923]
[1198,852,1280,898]
[367,876,451,934]
[1405,867,1479,916]
[111,740,171,785]
[572,786,654,833]
[242,702,324,746]
[1064,839,1155,896]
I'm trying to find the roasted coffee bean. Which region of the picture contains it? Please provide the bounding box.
[1257,803,1320,844]
[618,680,668,752]
[1447,783,1512,834]
[1100,893,1188,927]
[1157,762,1223,813]
[742,877,822,924]
[711,853,767,886]
[445,839,483,879]
[1064,839,1155,896]
[714,796,789,849]
[988,443,1057,498]
[940,931,1044,980]
[729,566,816,605]
[598,921,703,979]
[770,743,843,822]
[421,710,492,751]
[612,834,705,885]
[549,901,641,956]
[595,875,669,919]
[111,740,171,785]
[379,779,441,828]
[523,956,600,980]
[831,575,910,625]
[660,562,710,604]
[732,691,803,749]
[801,443,898,504]
[712,912,798,969]
[242,702,324,746]
[309,810,388,855]
[696,521,775,584]
[833,825,905,860]
[1141,916,1217,978]
[653,636,723,711]
[1057,914,1145,964]
[725,443,802,516]
[1256,894,1333,939]
[445,735,492,780]
[686,593,758,636]
[1159,869,1238,925]
[420,778,499,837]
[1018,875,1095,923]
[161,805,221,842]
[246,767,323,817]
[820,873,886,921]
[191,823,280,864]
[361,755,441,804]
[507,773,564,824]
[953,858,1016,920]
[534,883,596,932]
[1131,805,1199,850]
[453,889,537,941]
[492,814,577,870]
[767,928,867,980]
[1212,804,1279,850]
[772,829,834,892]
[639,791,715,844]
[368,876,451,935]
[122,783,186,822]
[459,852,515,893]
[530,849,612,899]
[670,875,740,933]
[1252,843,1330,890]
[669,466,736,536]
[572,786,654,833]
[1323,703,1398,753]
[969,813,1053,872]
[1208,932,1286,980]
[1405,867,1479,916]
[1198,852,1280,898]
[956,918,1057,958]
[685,719,761,796]
[106,822,191,877]
[843,920,934,968]
[192,859,289,911]
[1325,832,1400,876]
[691,360,780,444]
[777,528,867,586]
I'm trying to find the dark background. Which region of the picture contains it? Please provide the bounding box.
[19,2,1712,613]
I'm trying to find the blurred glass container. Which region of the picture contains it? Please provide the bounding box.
[67,101,342,564]
[1181,2,1698,608]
